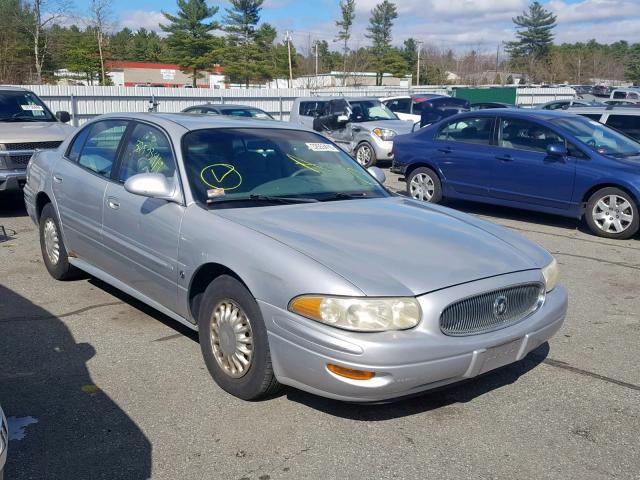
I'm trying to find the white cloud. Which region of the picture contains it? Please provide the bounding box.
[118,10,166,33]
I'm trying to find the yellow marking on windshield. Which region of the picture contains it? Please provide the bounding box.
[200,164,243,190]
[287,154,322,173]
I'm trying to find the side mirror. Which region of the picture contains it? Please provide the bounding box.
[56,111,71,123]
[367,166,386,184]
[547,143,567,157]
[336,114,349,125]
[124,173,178,202]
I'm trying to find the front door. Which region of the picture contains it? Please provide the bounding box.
[102,121,185,312]
[431,115,496,197]
[52,120,128,268]
[489,117,577,210]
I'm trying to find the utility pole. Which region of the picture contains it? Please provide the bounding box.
[285,30,293,88]
[495,43,500,84]
[416,41,424,86]
[315,41,319,77]
[578,58,581,84]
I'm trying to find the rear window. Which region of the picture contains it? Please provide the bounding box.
[299,101,327,117]
[606,115,640,141]
[436,117,494,146]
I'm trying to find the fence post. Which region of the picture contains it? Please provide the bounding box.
[220,95,225,105]
[70,93,79,127]
[279,96,283,120]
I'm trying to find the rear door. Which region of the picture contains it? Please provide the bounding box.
[102,121,185,311]
[430,115,496,196]
[488,116,576,209]
[52,120,128,268]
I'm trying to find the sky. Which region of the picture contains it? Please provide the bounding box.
[105,0,640,54]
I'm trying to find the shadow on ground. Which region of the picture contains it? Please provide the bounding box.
[0,285,152,479]
[0,192,27,219]
[287,343,549,420]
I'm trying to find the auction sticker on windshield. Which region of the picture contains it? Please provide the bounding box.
[20,104,44,111]
[306,143,339,152]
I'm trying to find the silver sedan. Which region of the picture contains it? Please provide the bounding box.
[24,113,567,402]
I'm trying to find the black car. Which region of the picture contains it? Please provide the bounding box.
[419,97,470,127]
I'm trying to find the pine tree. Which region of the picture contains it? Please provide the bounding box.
[223,0,265,87]
[335,0,355,85]
[160,0,220,87]
[505,1,557,60]
[366,0,398,85]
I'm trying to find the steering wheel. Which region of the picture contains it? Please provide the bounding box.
[291,168,320,177]
[586,139,597,148]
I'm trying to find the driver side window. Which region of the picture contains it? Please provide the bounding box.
[78,120,128,178]
[118,123,176,183]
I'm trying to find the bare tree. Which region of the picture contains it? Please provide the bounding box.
[17,0,73,83]
[89,0,111,85]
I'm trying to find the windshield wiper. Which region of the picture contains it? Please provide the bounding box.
[320,192,372,202]
[208,194,320,206]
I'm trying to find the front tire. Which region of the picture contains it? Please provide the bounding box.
[407,167,442,203]
[585,187,638,239]
[198,275,280,400]
[39,203,79,280]
[354,142,376,168]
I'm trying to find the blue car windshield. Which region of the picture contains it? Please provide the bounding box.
[182,128,389,206]
[550,116,640,157]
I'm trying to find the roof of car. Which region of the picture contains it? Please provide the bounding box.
[186,104,267,110]
[91,112,305,131]
[0,86,30,92]
[566,105,640,115]
[454,108,581,121]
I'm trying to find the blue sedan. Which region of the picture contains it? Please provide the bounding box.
[392,109,640,239]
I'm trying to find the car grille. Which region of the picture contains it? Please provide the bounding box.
[6,155,33,168]
[4,141,62,151]
[440,283,544,336]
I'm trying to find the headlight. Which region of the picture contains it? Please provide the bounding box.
[289,295,421,332]
[372,128,396,141]
[541,258,559,292]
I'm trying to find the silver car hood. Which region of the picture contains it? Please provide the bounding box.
[0,122,75,143]
[216,197,550,296]
[357,120,414,134]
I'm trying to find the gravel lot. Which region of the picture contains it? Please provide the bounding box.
[1,170,638,480]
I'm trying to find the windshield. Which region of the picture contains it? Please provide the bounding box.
[348,100,398,122]
[220,108,273,120]
[550,116,640,157]
[182,128,389,207]
[0,90,56,122]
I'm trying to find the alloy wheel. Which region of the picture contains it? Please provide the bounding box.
[43,218,61,265]
[410,173,435,201]
[592,194,634,234]
[210,299,254,378]
[356,144,372,166]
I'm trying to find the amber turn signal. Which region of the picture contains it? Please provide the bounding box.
[327,364,375,380]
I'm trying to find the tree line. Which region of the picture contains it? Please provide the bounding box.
[1,0,639,87]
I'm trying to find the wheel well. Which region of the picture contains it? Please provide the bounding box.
[35,192,52,221]
[405,162,440,180]
[581,184,639,210]
[188,263,248,323]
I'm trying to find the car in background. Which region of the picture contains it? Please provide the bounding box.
[603,99,638,106]
[536,99,597,110]
[24,112,567,402]
[381,94,444,122]
[182,104,275,120]
[567,106,640,141]
[572,85,593,95]
[610,88,640,102]
[592,85,612,97]
[0,87,74,193]
[0,404,6,480]
[470,102,518,110]
[290,96,414,167]
[392,109,640,239]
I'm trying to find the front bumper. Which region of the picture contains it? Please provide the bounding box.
[368,135,395,160]
[263,270,567,402]
[0,169,26,191]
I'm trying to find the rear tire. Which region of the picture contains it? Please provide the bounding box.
[198,275,280,400]
[585,187,638,239]
[407,167,442,203]
[39,203,80,280]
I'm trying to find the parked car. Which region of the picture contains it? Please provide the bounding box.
[0,87,74,192]
[535,99,597,110]
[603,99,639,106]
[0,404,6,480]
[290,97,414,167]
[417,96,471,127]
[381,94,445,122]
[182,104,275,120]
[572,85,593,96]
[24,113,567,402]
[392,109,640,239]
[610,88,640,101]
[592,85,612,97]
[567,105,640,141]
[470,102,517,110]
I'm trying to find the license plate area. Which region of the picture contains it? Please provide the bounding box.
[480,339,521,374]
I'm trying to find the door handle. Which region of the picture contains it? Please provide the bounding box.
[53,175,63,183]
[107,197,120,210]
[496,155,513,162]
[438,147,452,154]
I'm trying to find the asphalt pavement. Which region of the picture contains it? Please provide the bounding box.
[0,172,638,480]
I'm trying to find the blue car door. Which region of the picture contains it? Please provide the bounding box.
[430,115,496,197]
[488,117,577,210]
